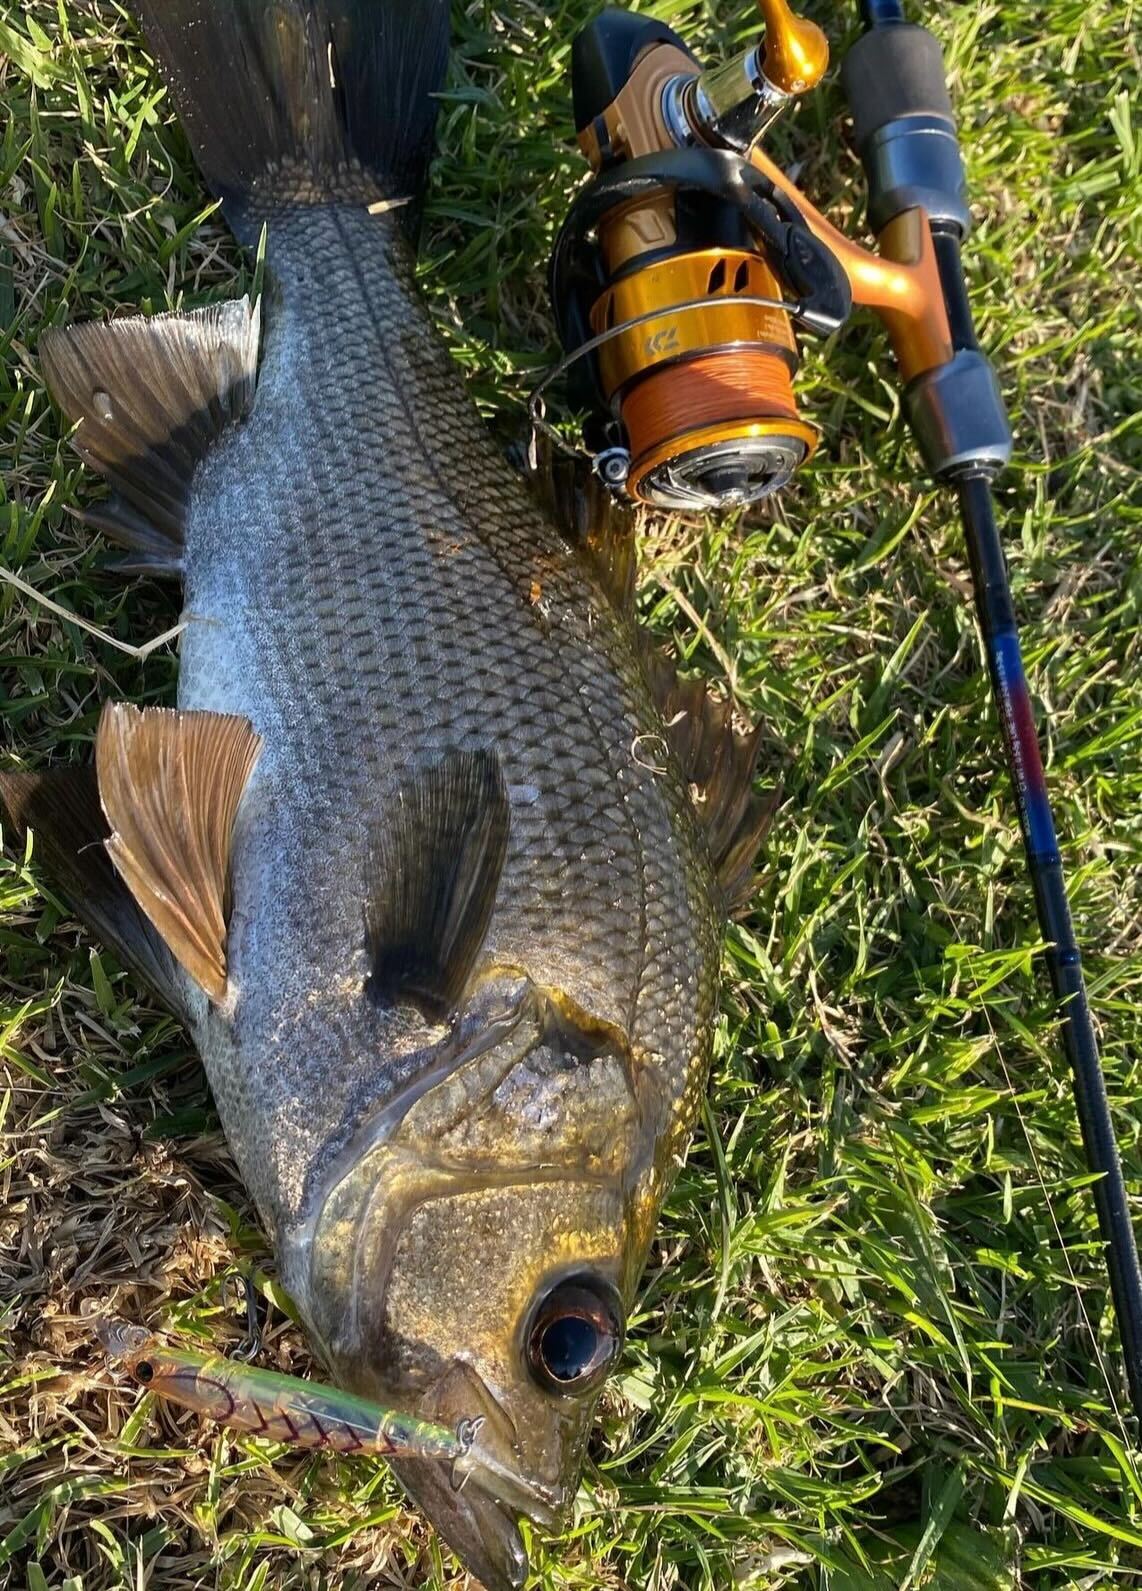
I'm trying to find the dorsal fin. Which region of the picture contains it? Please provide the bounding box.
[641,639,774,914]
[517,432,769,908]
[95,704,263,998]
[516,432,639,615]
[39,297,260,575]
[0,765,190,1021]
[367,749,510,1018]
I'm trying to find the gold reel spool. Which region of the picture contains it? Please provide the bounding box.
[589,249,818,510]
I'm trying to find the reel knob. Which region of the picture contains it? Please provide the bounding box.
[757,0,829,97]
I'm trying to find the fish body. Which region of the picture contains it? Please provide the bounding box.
[2,4,766,1586]
[178,202,719,1276]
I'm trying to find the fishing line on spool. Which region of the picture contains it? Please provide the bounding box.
[527,288,803,476]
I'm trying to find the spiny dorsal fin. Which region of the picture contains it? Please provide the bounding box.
[39,297,260,575]
[367,749,510,1018]
[0,765,190,1021]
[641,639,773,915]
[95,704,263,999]
[516,432,639,615]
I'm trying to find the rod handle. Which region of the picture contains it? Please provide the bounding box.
[841,22,970,235]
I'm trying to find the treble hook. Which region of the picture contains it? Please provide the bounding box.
[219,1269,263,1362]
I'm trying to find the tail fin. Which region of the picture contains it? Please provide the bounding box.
[133,0,450,242]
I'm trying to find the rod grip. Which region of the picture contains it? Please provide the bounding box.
[841,24,970,234]
[842,23,953,145]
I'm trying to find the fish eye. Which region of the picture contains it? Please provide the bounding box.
[525,1273,624,1396]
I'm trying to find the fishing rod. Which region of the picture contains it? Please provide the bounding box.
[542,0,1142,1419]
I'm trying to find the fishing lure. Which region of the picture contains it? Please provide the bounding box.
[98,1320,557,1521]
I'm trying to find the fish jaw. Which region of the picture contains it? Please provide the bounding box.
[391,1357,567,1591]
[390,1453,531,1591]
[340,1266,600,1591]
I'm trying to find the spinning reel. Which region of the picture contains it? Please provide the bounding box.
[543,0,1004,512]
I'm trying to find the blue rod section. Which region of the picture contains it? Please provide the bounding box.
[859,0,906,24]
[855,0,1142,1418]
[956,476,1142,1423]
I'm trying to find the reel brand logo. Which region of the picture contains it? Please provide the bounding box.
[644,325,680,357]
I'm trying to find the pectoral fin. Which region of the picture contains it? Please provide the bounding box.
[39,298,260,575]
[0,765,189,1020]
[96,704,263,999]
[367,749,510,1018]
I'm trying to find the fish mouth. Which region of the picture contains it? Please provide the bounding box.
[388,1360,566,1591]
[456,1428,564,1528]
[391,1454,532,1591]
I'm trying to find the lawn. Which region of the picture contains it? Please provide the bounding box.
[1,0,1140,1587]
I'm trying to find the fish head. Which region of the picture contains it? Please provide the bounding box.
[303,968,663,1590]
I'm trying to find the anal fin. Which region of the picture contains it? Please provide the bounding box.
[0,765,189,1021]
[96,704,263,999]
[367,749,510,1018]
[39,298,260,574]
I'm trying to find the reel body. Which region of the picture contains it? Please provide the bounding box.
[592,241,812,510]
[550,10,826,512]
[545,2,987,512]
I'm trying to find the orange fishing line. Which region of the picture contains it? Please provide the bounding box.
[621,348,798,466]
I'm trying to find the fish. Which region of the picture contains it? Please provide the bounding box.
[0,3,769,1587]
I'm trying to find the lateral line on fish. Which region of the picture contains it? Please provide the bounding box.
[330,206,456,503]
[325,206,567,606]
[561,658,654,1045]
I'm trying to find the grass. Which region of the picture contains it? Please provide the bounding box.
[1,0,1140,1587]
